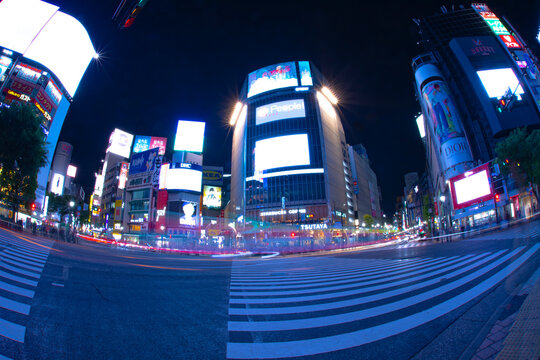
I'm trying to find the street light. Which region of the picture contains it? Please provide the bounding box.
[439,195,446,202]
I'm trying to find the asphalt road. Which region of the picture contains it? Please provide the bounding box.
[0,222,539,360]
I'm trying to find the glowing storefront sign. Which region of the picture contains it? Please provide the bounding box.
[255,99,306,125]
[34,101,51,121]
[300,223,328,230]
[247,61,298,98]
[498,34,520,49]
[260,209,306,216]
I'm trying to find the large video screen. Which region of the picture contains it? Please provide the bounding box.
[174,120,205,153]
[256,99,305,125]
[298,61,313,86]
[254,134,310,173]
[0,55,12,80]
[203,185,222,209]
[476,68,524,99]
[106,128,134,158]
[247,61,298,98]
[166,164,202,192]
[450,165,493,210]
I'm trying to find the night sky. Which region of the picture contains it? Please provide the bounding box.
[47,0,540,215]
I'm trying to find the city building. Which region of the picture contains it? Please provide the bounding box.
[46,141,84,201]
[348,144,383,224]
[0,0,96,210]
[412,4,540,230]
[230,61,356,228]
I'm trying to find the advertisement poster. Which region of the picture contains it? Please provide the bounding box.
[129,147,159,175]
[298,61,313,86]
[132,135,151,153]
[247,61,298,98]
[0,55,12,80]
[256,99,305,125]
[150,137,167,155]
[422,79,472,172]
[203,185,222,209]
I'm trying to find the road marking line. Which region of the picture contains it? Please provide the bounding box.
[5,247,49,260]
[4,249,48,263]
[0,263,40,279]
[229,251,503,315]
[226,244,539,359]
[51,282,64,287]
[0,294,30,315]
[1,253,45,269]
[0,280,34,298]
[1,258,42,273]
[0,317,25,343]
[0,270,38,287]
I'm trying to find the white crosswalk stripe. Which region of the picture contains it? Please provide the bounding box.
[226,244,540,359]
[0,231,53,359]
[469,224,540,241]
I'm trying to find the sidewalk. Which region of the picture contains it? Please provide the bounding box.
[471,268,540,360]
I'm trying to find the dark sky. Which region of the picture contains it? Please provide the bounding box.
[48,0,540,215]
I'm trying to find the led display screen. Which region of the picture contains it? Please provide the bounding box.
[476,68,524,99]
[247,61,298,98]
[166,163,202,192]
[133,135,151,153]
[254,134,310,173]
[50,173,64,195]
[298,61,313,86]
[150,137,167,155]
[0,55,12,80]
[118,162,129,190]
[66,164,77,178]
[45,79,62,105]
[453,170,491,205]
[203,185,222,209]
[0,0,96,96]
[256,99,305,125]
[129,148,159,175]
[416,114,425,138]
[174,120,205,152]
[16,64,41,83]
[499,34,520,49]
[106,128,134,158]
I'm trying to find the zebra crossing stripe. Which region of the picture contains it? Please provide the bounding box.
[0,270,38,287]
[6,245,49,258]
[1,252,46,267]
[4,249,47,263]
[0,317,25,343]
[230,255,468,293]
[229,251,503,316]
[226,244,539,359]
[0,263,41,279]
[0,280,34,298]
[1,257,43,273]
[0,294,30,315]
[231,257,434,283]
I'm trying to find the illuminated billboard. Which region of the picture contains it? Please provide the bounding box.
[174,120,205,152]
[449,164,493,210]
[159,163,169,189]
[416,114,425,138]
[0,55,12,80]
[203,186,222,209]
[118,162,129,189]
[66,164,77,178]
[106,128,134,158]
[50,172,64,195]
[499,35,520,49]
[45,79,62,105]
[166,163,202,192]
[298,61,313,86]
[0,0,96,96]
[129,148,159,175]
[256,99,306,125]
[476,68,524,99]
[254,134,310,173]
[247,61,298,98]
[93,174,104,197]
[132,136,167,155]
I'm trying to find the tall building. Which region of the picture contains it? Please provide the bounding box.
[412,3,540,229]
[230,61,355,227]
[0,0,96,210]
[348,144,382,223]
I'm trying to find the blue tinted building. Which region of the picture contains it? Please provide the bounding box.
[230,61,356,227]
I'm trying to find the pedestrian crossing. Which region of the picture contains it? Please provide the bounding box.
[395,241,431,249]
[470,224,540,241]
[0,230,53,360]
[226,244,540,359]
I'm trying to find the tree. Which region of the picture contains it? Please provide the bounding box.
[363,214,374,228]
[495,127,540,202]
[0,102,48,218]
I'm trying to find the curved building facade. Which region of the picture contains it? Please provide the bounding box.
[230,61,355,226]
[0,0,96,209]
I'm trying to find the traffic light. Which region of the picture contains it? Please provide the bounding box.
[495,193,500,202]
[30,203,36,211]
[291,232,296,238]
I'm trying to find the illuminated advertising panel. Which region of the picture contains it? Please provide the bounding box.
[118,162,129,189]
[174,120,205,152]
[132,135,151,153]
[298,61,313,86]
[416,114,426,138]
[255,99,306,125]
[155,190,168,230]
[36,90,55,113]
[16,64,42,83]
[166,163,202,192]
[106,128,134,158]
[45,79,62,105]
[114,200,123,221]
[179,201,198,226]
[94,174,104,197]
[66,164,77,178]
[484,19,510,35]
[476,68,524,99]
[0,55,12,80]
[203,185,222,209]
[247,61,298,98]
[10,81,34,95]
[129,147,159,175]
[498,34,520,49]
[159,163,169,189]
[449,164,493,210]
[149,137,167,155]
[254,134,310,173]
[50,172,64,195]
